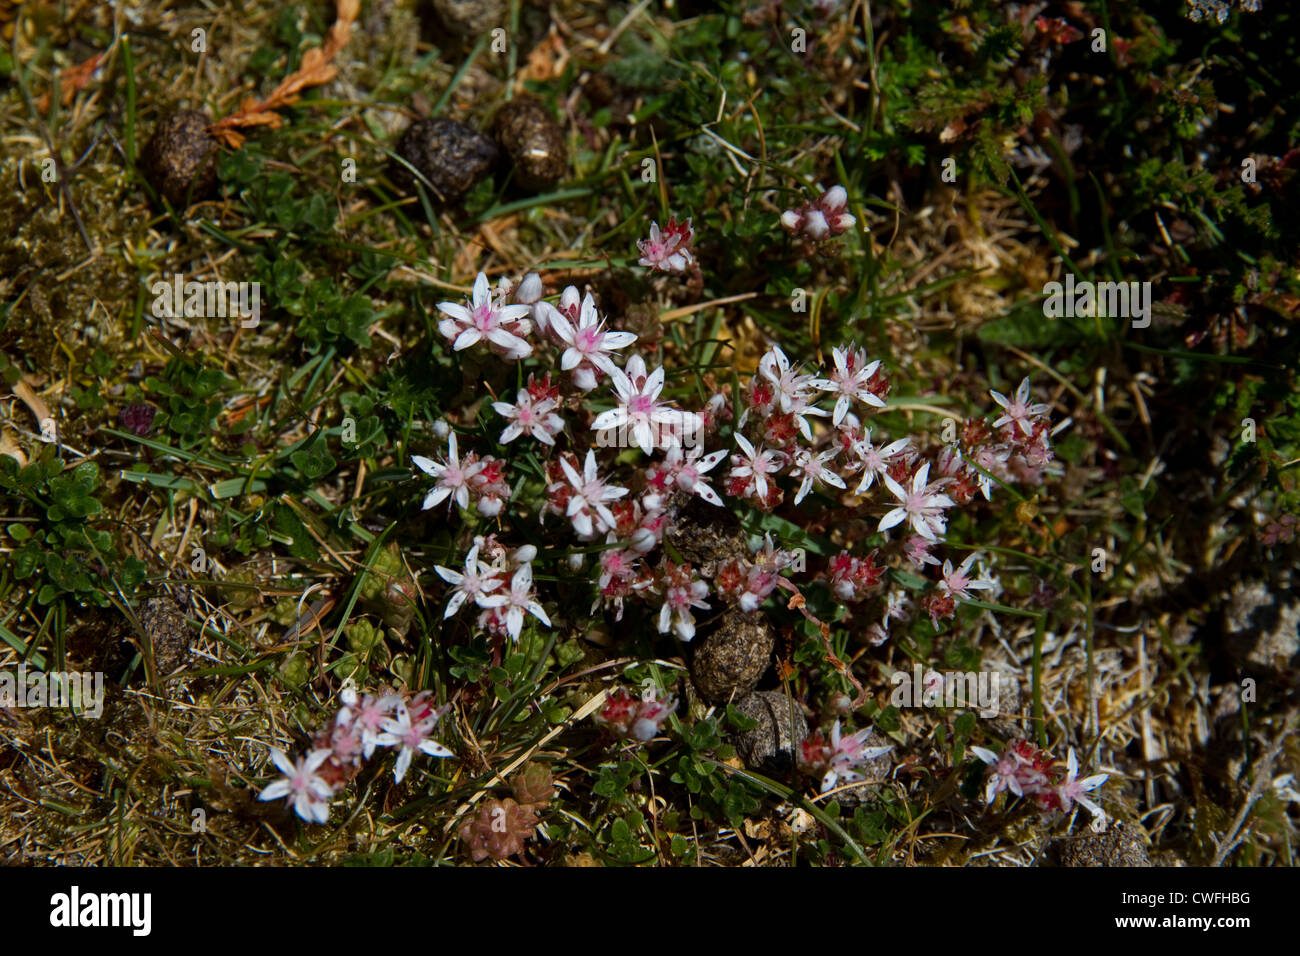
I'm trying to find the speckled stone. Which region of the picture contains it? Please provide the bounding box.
[733,690,808,773]
[690,609,775,703]
[492,96,568,190]
[392,118,498,202]
[141,110,218,207]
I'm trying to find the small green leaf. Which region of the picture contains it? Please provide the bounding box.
[725,703,759,732]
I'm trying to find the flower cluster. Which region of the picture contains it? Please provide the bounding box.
[1034,16,1083,44]
[258,685,453,823]
[493,374,564,447]
[594,354,703,455]
[728,344,888,511]
[436,272,533,359]
[407,244,1066,814]
[593,685,679,742]
[1261,512,1297,546]
[247,201,1088,832]
[645,445,729,507]
[824,549,886,602]
[539,289,637,391]
[637,216,696,273]
[654,561,710,641]
[714,533,802,611]
[716,345,1048,632]
[971,741,1109,823]
[963,378,1061,492]
[543,449,630,540]
[417,304,1055,649]
[781,185,856,241]
[799,720,894,792]
[434,537,549,642]
[412,431,511,517]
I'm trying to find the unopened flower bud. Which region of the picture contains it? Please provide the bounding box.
[516,272,543,304]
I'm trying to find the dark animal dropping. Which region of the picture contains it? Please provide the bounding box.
[492,96,568,191]
[392,118,498,202]
[141,110,218,207]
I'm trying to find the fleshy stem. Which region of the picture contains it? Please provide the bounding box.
[779,579,869,708]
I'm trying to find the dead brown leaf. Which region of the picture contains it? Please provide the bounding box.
[36,50,106,112]
[207,0,359,149]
